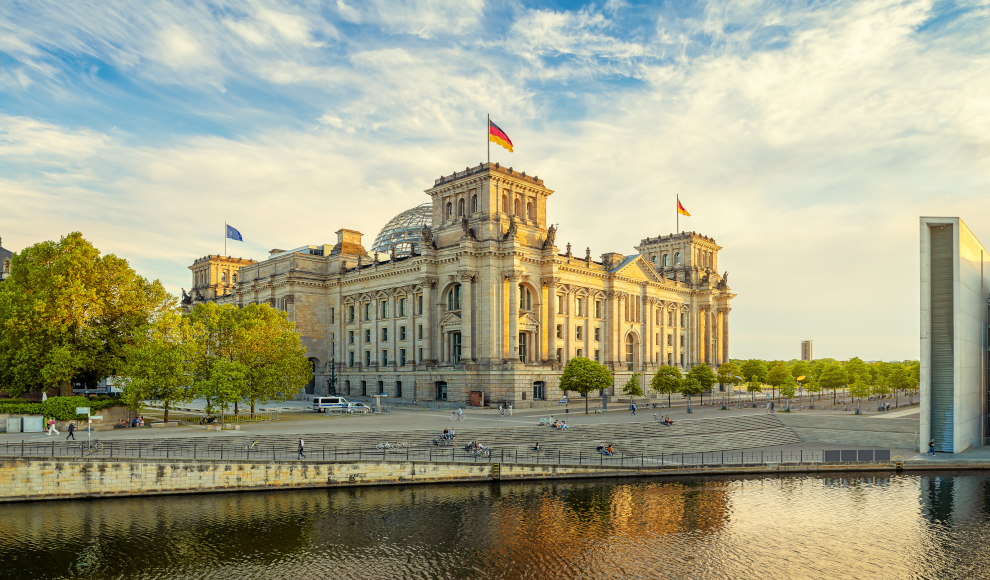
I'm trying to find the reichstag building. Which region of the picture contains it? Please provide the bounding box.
[183,162,735,406]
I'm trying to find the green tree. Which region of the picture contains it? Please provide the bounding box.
[765,361,788,399]
[779,375,797,399]
[188,302,245,422]
[716,362,742,392]
[889,365,911,407]
[790,360,810,380]
[195,357,248,420]
[849,379,871,407]
[119,307,197,422]
[237,304,313,416]
[680,377,704,406]
[0,232,172,397]
[650,365,682,407]
[844,357,869,385]
[741,359,768,383]
[819,362,847,405]
[687,363,717,405]
[622,373,644,405]
[746,379,763,405]
[560,357,613,414]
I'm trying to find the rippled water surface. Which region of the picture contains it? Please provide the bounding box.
[2,472,989,579]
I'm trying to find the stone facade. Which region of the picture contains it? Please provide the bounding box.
[186,162,735,405]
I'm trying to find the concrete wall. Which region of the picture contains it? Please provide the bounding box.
[920,217,988,453]
[0,457,643,502]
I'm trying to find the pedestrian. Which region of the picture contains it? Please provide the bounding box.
[298,438,305,459]
[66,421,76,441]
[766,401,772,413]
[630,403,637,416]
[770,401,775,413]
[47,418,59,436]
[928,438,936,456]
[508,403,513,416]
[499,404,504,416]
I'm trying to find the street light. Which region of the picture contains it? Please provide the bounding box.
[796,375,806,410]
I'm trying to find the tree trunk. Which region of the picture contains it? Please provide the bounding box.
[59,380,71,397]
[251,401,256,418]
[585,394,589,414]
[164,403,169,423]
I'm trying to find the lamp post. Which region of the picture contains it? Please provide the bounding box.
[796,375,806,411]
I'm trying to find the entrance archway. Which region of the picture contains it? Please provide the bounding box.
[305,358,320,395]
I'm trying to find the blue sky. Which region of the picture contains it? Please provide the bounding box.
[2,0,989,361]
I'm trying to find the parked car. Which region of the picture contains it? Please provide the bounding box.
[346,402,372,414]
[312,396,350,413]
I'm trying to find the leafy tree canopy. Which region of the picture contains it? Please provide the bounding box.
[560,357,613,414]
[766,361,789,387]
[687,363,717,391]
[716,362,742,387]
[0,232,172,397]
[650,365,682,403]
[740,359,768,383]
[622,373,644,399]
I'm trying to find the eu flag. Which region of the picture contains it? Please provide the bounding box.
[226,225,243,242]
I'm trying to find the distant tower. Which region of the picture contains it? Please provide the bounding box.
[801,340,813,361]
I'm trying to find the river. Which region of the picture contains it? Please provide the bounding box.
[1,472,987,579]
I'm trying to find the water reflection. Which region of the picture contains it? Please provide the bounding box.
[2,473,989,579]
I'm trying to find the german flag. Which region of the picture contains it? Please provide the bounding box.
[677,199,691,216]
[489,120,513,152]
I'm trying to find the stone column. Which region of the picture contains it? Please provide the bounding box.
[721,307,730,364]
[422,279,435,363]
[609,291,621,367]
[372,296,380,367]
[357,298,365,370]
[460,273,474,362]
[405,288,414,366]
[703,306,711,365]
[564,290,573,366]
[639,293,647,371]
[672,306,680,368]
[508,273,519,362]
[545,278,558,363]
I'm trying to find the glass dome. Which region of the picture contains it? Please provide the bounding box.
[370,203,433,258]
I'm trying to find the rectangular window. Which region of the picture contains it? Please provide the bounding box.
[595,301,602,318]
[365,329,371,343]
[349,331,354,344]
[400,349,407,366]
[667,334,673,346]
[556,325,562,339]
[400,326,406,340]
[364,303,371,321]
[418,324,423,339]
[680,312,686,327]
[668,311,673,326]
[656,333,659,345]
[349,305,355,322]
[418,347,423,362]
[576,326,582,340]
[594,327,600,342]
[380,300,388,318]
[594,349,600,362]
[680,353,685,366]
[680,335,685,347]
[556,348,562,362]
[576,298,583,317]
[381,327,388,342]
[576,348,583,358]
[348,351,354,367]
[400,298,407,316]
[381,350,388,365]
[418,295,423,314]
[365,351,371,367]
[557,296,563,314]
[331,307,335,324]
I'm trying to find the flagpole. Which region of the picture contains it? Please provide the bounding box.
[224,222,227,256]
[676,196,679,233]
[487,113,490,165]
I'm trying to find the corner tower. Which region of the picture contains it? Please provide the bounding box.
[424,162,555,249]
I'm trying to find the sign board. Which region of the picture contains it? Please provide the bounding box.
[559,396,568,404]
[90,415,103,420]
[76,407,90,415]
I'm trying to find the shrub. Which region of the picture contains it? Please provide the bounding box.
[0,396,123,420]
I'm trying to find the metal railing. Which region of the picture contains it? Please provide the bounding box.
[1,440,893,468]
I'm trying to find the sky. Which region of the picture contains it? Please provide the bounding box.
[1,0,989,362]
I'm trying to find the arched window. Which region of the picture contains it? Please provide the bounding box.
[651,255,656,264]
[502,195,508,213]
[518,284,531,310]
[447,284,461,310]
[472,195,478,213]
[232,273,237,283]
[662,254,669,266]
[675,252,681,265]
[625,334,635,363]
[514,199,520,215]
[458,198,465,216]
[221,272,226,283]
[526,202,533,219]
[445,202,452,219]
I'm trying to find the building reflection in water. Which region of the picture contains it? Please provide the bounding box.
[2,474,990,579]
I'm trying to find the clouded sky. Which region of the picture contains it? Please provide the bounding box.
[2,0,989,361]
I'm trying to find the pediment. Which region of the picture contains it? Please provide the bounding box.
[519,312,540,327]
[440,312,462,326]
[615,256,665,284]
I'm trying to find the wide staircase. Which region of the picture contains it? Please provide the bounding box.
[776,414,917,449]
[96,414,802,457]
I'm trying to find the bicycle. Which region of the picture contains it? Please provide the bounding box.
[539,417,552,425]
[86,440,105,452]
[472,448,491,459]
[375,442,394,450]
[241,441,260,451]
[451,411,465,421]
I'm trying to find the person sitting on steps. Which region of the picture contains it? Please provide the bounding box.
[533,442,541,451]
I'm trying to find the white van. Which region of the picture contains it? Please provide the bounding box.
[312,396,349,412]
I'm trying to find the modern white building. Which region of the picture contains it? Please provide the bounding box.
[919,217,989,453]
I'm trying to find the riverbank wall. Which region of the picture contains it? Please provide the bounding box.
[1,455,978,502]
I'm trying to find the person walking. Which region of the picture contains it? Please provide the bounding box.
[499,404,504,417]
[927,438,936,456]
[508,403,513,417]
[66,421,75,440]
[47,418,59,436]
[298,438,305,459]
[630,403,637,416]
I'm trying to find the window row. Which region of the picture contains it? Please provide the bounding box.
[347,325,423,344]
[346,296,423,322]
[347,349,417,367]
